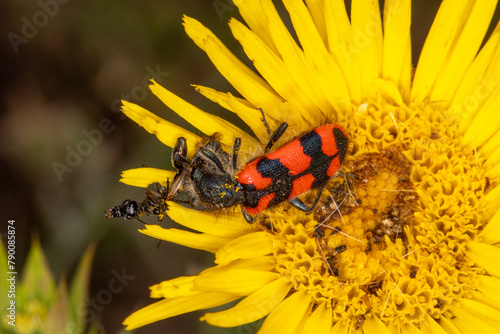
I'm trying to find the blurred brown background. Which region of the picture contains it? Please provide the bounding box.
[1,0,498,333]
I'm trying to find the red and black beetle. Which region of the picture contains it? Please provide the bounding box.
[168,120,349,223]
[238,123,349,217]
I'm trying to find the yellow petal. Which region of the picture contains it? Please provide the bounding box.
[485,144,500,179]
[258,290,312,334]
[228,17,309,124]
[193,84,272,140]
[262,0,328,116]
[166,202,254,238]
[234,0,278,54]
[478,209,500,244]
[282,0,352,115]
[140,225,232,253]
[194,269,279,295]
[351,0,383,94]
[330,320,349,334]
[462,85,500,148]
[304,0,327,44]
[150,276,197,299]
[302,302,332,334]
[123,292,238,330]
[119,167,175,188]
[458,298,500,328]
[201,276,292,327]
[411,0,472,101]
[150,81,258,148]
[421,313,448,334]
[362,316,391,334]
[449,303,500,332]
[402,323,422,334]
[465,241,500,277]
[382,0,412,96]
[224,92,278,144]
[215,231,274,265]
[484,184,500,218]
[449,32,500,123]
[201,256,275,275]
[121,100,200,156]
[438,315,461,334]
[430,0,498,102]
[474,275,500,310]
[481,127,500,161]
[324,0,362,103]
[183,16,283,115]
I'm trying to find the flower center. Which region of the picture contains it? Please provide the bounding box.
[259,94,488,328]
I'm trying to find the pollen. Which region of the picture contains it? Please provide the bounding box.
[259,91,488,328]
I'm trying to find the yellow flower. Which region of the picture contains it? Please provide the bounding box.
[119,0,500,332]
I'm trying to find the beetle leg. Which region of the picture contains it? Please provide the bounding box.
[288,182,328,213]
[167,168,189,200]
[258,108,271,136]
[172,137,188,175]
[258,108,289,153]
[240,205,254,223]
[265,122,288,153]
[232,138,242,171]
[200,149,227,173]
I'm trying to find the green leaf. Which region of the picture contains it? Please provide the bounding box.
[0,237,9,311]
[18,235,56,310]
[45,277,70,332]
[69,241,97,332]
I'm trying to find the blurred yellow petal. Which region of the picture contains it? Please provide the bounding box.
[140,225,233,253]
[258,290,312,334]
[201,276,292,327]
[119,167,175,188]
[123,292,238,330]
[150,276,197,299]
[167,202,254,238]
[201,256,275,274]
[215,231,273,265]
[121,100,200,155]
[465,241,500,277]
[194,269,278,295]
